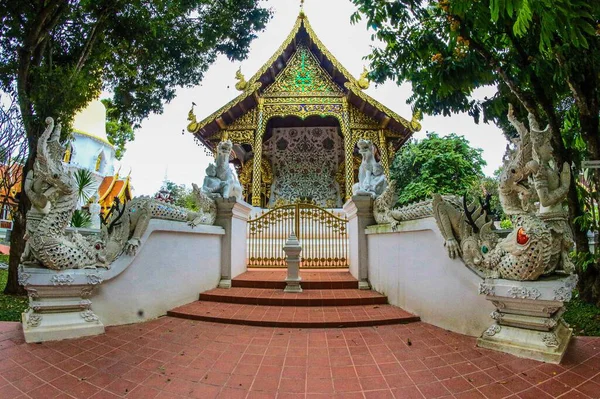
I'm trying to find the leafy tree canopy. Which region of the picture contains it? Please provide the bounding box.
[0,0,272,136]
[350,0,598,138]
[102,99,133,160]
[392,132,486,206]
[0,0,271,295]
[154,180,199,211]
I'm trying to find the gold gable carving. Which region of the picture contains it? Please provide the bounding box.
[264,46,343,97]
[227,107,258,130]
[349,105,380,129]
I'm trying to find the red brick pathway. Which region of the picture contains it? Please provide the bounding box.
[0,318,599,398]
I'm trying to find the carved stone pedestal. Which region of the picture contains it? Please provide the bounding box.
[19,265,105,343]
[283,233,302,293]
[477,274,577,364]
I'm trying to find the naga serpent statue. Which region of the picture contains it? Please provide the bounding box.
[22,118,106,270]
[23,118,218,270]
[100,185,216,263]
[374,106,574,281]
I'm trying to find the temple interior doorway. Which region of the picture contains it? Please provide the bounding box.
[261,115,345,208]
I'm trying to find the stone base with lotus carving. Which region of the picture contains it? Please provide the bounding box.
[19,266,105,343]
[476,274,577,364]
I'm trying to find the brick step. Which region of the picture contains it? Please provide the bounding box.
[167,302,420,328]
[200,288,388,306]
[233,269,357,289]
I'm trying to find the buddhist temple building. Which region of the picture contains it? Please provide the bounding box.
[64,99,133,214]
[187,10,421,208]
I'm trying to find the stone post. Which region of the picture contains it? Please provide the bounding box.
[477,274,578,364]
[343,194,374,290]
[19,265,105,343]
[283,233,302,293]
[214,198,252,288]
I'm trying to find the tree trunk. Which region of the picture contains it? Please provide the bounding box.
[578,263,600,307]
[4,138,36,295]
[4,209,26,296]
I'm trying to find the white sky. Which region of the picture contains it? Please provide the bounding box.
[117,0,508,196]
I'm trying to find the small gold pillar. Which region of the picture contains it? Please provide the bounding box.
[340,99,354,201]
[378,129,390,178]
[252,100,266,207]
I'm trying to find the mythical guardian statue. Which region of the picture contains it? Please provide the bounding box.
[100,187,216,262]
[23,118,218,270]
[373,182,497,272]
[22,118,106,270]
[202,140,243,200]
[352,139,388,199]
[373,105,574,281]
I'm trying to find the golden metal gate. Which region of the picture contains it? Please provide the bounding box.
[247,203,349,268]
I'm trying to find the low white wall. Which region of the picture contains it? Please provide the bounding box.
[366,218,494,337]
[93,220,225,326]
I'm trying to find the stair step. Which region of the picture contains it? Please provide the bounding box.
[200,288,388,306]
[167,302,420,328]
[233,270,357,289]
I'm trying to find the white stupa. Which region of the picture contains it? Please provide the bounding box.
[63,99,117,182]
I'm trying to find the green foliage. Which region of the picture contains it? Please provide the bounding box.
[72,169,98,208]
[391,132,486,205]
[500,219,513,229]
[71,209,92,228]
[467,171,504,221]
[350,0,599,136]
[0,269,29,322]
[155,180,199,211]
[0,1,272,132]
[563,291,600,336]
[102,99,134,160]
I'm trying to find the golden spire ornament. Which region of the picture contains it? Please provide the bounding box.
[357,66,370,90]
[234,67,248,91]
[299,0,305,17]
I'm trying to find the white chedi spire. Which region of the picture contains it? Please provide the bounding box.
[72,99,110,143]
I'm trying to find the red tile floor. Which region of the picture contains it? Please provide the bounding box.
[1,318,599,399]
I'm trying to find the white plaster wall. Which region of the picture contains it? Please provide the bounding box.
[231,216,248,279]
[93,220,224,326]
[366,217,494,337]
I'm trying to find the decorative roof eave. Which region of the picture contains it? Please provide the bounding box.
[187,13,420,145]
[187,82,261,138]
[345,83,422,135]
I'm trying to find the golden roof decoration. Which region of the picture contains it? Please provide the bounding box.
[187,11,419,143]
[357,67,370,90]
[263,45,343,97]
[235,67,248,91]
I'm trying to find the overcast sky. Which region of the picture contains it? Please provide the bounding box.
[117,0,508,196]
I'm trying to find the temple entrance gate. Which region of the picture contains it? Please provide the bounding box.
[247,202,348,268]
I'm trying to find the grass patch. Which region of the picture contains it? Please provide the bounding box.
[563,291,600,337]
[0,268,28,322]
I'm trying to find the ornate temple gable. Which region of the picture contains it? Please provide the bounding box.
[227,107,258,130]
[349,104,380,129]
[263,46,344,98]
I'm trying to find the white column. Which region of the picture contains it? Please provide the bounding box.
[343,195,374,289]
[214,198,252,288]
